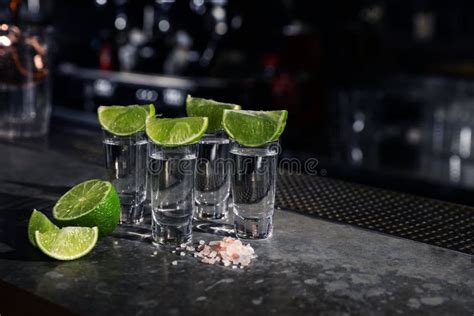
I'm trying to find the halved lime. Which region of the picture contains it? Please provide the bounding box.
[223,110,288,147]
[98,105,148,136]
[28,209,59,247]
[35,226,98,261]
[186,95,241,133]
[146,116,208,147]
[53,179,120,236]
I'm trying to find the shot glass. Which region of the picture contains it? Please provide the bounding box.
[230,141,279,239]
[195,130,231,220]
[102,130,147,224]
[148,143,197,247]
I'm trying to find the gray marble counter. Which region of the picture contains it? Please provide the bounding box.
[0,127,473,316]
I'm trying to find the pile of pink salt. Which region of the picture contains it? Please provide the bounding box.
[194,237,256,267]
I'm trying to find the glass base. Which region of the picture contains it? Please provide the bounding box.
[120,203,145,225]
[234,214,273,239]
[195,201,228,221]
[151,221,192,247]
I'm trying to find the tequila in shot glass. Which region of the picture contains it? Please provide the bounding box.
[230,141,279,239]
[146,115,208,247]
[223,109,288,239]
[186,95,241,220]
[148,143,197,246]
[102,130,147,224]
[98,105,151,225]
[195,131,231,220]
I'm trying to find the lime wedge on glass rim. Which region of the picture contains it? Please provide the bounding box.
[35,226,98,261]
[28,209,59,247]
[97,105,149,136]
[146,116,208,147]
[186,95,241,133]
[223,110,288,147]
[53,179,120,236]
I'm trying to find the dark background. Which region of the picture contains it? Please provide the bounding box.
[3,0,474,205]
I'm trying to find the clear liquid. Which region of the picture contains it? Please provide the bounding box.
[103,133,147,224]
[195,134,231,220]
[230,144,278,239]
[149,151,196,245]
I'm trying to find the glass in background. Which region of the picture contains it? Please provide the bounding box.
[0,24,51,138]
[434,81,474,187]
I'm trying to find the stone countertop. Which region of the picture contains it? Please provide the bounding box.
[0,124,473,315]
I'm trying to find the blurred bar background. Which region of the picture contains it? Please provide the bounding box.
[3,0,474,205]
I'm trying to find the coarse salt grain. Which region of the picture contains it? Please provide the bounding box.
[171,260,178,266]
[180,251,186,256]
[195,237,256,268]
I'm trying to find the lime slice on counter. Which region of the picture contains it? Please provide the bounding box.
[53,179,120,236]
[35,226,98,261]
[97,105,148,136]
[146,116,208,147]
[28,209,59,247]
[223,110,288,147]
[186,95,241,133]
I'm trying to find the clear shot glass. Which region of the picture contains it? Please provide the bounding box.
[148,143,197,247]
[102,130,147,224]
[195,130,231,220]
[230,141,279,239]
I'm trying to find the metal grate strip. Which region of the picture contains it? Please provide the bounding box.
[276,174,474,255]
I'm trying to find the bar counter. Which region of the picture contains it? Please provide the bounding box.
[0,121,473,315]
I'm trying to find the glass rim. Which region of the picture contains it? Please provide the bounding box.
[230,139,279,148]
[147,141,199,149]
[101,128,147,138]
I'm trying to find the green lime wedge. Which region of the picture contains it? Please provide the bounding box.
[35,226,98,261]
[186,95,241,133]
[146,116,208,147]
[223,110,288,147]
[53,179,120,236]
[98,105,148,136]
[28,209,59,247]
